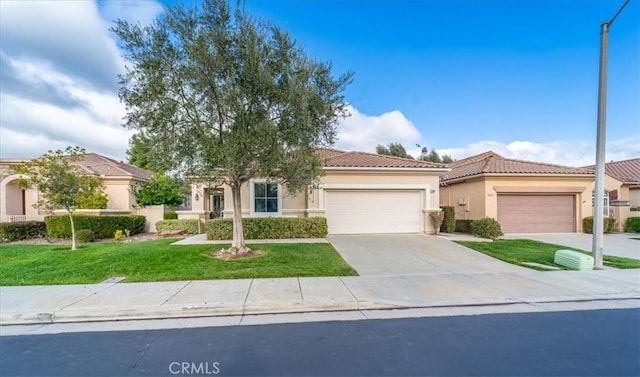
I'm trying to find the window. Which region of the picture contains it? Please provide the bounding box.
[253,182,279,213]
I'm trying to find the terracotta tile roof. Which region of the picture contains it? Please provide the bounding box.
[71,153,153,181]
[582,158,640,184]
[442,152,592,183]
[447,151,503,168]
[315,147,447,169]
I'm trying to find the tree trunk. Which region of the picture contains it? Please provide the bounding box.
[230,183,250,256]
[68,211,77,251]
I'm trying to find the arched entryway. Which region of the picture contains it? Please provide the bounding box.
[0,174,28,222]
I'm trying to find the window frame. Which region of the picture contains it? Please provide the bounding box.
[249,179,282,216]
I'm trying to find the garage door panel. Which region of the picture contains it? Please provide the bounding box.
[498,195,575,233]
[325,190,422,234]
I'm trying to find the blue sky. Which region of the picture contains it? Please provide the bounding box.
[1,0,638,165]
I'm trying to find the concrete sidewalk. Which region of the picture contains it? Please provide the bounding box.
[2,268,638,326]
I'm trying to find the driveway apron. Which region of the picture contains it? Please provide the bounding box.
[327,234,522,276]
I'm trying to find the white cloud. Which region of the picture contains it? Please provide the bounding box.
[439,136,640,167]
[100,0,165,28]
[335,105,422,152]
[0,0,164,160]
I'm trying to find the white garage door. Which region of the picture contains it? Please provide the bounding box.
[325,190,422,234]
[497,195,576,233]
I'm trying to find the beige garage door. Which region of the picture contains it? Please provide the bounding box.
[325,190,422,234]
[497,195,575,233]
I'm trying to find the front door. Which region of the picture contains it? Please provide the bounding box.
[210,193,224,218]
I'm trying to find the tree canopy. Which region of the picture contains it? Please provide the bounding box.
[416,145,454,163]
[14,147,106,250]
[112,0,353,255]
[126,132,173,174]
[134,174,186,207]
[376,142,414,159]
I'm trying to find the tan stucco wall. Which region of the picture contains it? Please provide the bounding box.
[440,178,486,220]
[102,178,138,211]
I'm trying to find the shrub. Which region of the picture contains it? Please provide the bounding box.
[455,219,473,234]
[206,217,328,240]
[470,217,503,240]
[625,217,640,233]
[163,211,178,220]
[45,215,145,239]
[0,221,46,242]
[114,230,126,240]
[429,211,445,234]
[582,216,617,234]
[440,206,455,233]
[77,193,108,209]
[75,229,95,243]
[156,219,199,234]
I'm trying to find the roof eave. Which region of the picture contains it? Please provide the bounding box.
[323,166,451,173]
[441,172,595,185]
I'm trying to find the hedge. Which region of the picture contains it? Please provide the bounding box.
[582,216,617,234]
[625,217,640,233]
[0,221,46,242]
[439,206,455,233]
[156,219,199,234]
[206,217,328,240]
[45,215,145,239]
[455,219,473,234]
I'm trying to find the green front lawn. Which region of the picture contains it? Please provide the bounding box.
[457,239,640,270]
[0,239,357,286]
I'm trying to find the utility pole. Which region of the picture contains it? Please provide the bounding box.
[592,0,630,268]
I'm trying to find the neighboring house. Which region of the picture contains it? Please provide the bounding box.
[182,147,449,234]
[439,152,595,233]
[583,157,640,229]
[0,153,153,222]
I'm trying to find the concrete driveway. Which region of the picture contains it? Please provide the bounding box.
[327,234,522,276]
[503,233,640,259]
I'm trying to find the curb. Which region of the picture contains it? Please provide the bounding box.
[3,295,638,326]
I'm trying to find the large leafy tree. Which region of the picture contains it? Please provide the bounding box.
[376,142,414,159]
[134,174,185,207]
[14,147,105,250]
[126,132,173,174]
[112,0,353,256]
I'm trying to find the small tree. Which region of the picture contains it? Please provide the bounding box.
[14,147,105,250]
[134,174,185,207]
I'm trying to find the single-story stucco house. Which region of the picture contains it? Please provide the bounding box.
[439,151,597,233]
[583,157,640,229]
[181,147,449,235]
[0,153,153,222]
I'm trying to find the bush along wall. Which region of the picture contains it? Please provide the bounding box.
[470,217,503,240]
[625,217,640,233]
[45,215,145,239]
[155,219,199,234]
[0,221,46,242]
[455,219,473,234]
[582,216,617,234]
[440,206,455,233]
[206,217,328,240]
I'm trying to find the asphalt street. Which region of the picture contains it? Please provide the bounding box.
[1,309,638,377]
